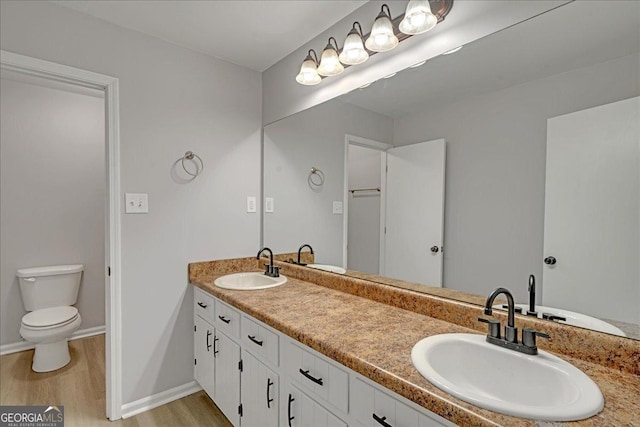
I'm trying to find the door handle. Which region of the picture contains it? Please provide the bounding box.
[206,330,212,351]
[287,394,295,427]
[266,378,274,408]
[544,256,557,265]
[213,335,219,356]
[430,246,439,253]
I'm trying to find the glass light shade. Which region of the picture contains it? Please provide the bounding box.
[399,0,437,35]
[295,58,321,85]
[365,13,398,52]
[317,45,344,77]
[339,31,369,65]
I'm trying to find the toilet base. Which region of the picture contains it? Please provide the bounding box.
[32,340,71,372]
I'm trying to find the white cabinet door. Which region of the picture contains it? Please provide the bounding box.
[214,330,241,426]
[287,384,347,427]
[241,350,279,427]
[194,316,215,398]
[384,139,446,286]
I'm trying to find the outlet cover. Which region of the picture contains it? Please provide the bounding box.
[125,193,149,214]
[247,196,257,213]
[265,197,274,213]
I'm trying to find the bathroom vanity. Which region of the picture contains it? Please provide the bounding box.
[189,256,640,427]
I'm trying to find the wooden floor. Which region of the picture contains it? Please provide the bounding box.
[0,335,232,427]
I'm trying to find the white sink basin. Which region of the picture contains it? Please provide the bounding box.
[307,264,346,274]
[214,272,287,290]
[411,333,603,421]
[493,303,626,337]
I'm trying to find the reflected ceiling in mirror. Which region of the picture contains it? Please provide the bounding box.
[263,1,640,339]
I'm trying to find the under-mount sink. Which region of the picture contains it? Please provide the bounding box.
[214,272,287,290]
[493,303,626,337]
[307,264,347,274]
[411,333,603,421]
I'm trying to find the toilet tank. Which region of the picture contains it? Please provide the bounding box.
[17,265,83,311]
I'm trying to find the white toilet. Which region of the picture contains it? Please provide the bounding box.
[17,264,83,372]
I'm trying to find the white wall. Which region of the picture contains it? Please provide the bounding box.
[264,101,392,266]
[1,0,261,405]
[0,76,105,346]
[262,1,569,125]
[347,145,382,274]
[393,53,640,302]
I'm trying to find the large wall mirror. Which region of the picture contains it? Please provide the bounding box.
[263,1,639,340]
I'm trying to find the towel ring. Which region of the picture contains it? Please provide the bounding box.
[309,167,325,186]
[181,151,204,177]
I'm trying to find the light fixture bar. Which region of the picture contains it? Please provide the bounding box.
[296,0,453,84]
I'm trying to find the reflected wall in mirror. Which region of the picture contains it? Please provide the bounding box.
[263,1,639,339]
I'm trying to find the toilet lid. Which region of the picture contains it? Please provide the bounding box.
[22,306,78,328]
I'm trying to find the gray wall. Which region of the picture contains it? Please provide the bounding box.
[1,77,105,345]
[264,101,392,266]
[1,1,262,405]
[393,53,640,302]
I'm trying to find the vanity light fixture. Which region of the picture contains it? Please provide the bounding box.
[317,37,344,76]
[399,0,438,35]
[295,49,321,85]
[365,4,399,52]
[339,22,369,65]
[295,0,454,85]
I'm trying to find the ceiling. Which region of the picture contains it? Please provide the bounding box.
[52,0,368,72]
[341,0,640,118]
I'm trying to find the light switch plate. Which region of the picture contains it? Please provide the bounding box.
[125,193,149,214]
[333,201,343,215]
[247,196,257,213]
[265,197,274,213]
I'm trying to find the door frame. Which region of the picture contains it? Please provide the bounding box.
[343,134,393,270]
[1,50,122,420]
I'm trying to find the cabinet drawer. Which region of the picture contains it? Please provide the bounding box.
[284,340,348,414]
[215,299,240,339]
[241,316,279,367]
[193,287,214,324]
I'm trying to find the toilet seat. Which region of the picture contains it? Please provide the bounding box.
[22,306,79,329]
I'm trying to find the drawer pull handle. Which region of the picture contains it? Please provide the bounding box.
[287,394,295,427]
[197,302,208,309]
[299,369,323,386]
[218,315,231,324]
[213,335,219,356]
[206,330,212,351]
[373,414,392,427]
[248,335,263,346]
[266,378,274,408]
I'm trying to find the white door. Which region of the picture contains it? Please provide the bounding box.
[383,139,446,286]
[543,97,639,324]
[194,316,215,398]
[214,331,240,426]
[241,350,279,427]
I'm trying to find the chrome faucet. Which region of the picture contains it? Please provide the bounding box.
[257,247,279,278]
[479,287,549,355]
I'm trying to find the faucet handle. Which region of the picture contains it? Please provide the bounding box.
[264,264,272,275]
[271,266,280,278]
[522,328,550,349]
[478,317,501,339]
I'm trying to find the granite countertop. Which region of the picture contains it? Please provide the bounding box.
[190,269,640,427]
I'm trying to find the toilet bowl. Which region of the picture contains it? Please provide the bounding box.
[17,264,83,372]
[20,307,82,372]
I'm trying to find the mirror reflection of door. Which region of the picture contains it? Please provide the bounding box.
[543,97,640,327]
[346,138,446,286]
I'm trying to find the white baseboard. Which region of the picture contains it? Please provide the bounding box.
[121,381,202,419]
[0,325,106,356]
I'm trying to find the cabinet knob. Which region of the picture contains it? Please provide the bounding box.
[544,256,557,265]
[430,246,439,253]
